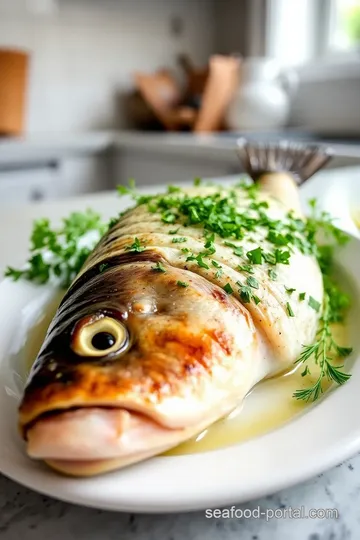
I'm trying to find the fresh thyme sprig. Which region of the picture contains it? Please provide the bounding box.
[291,198,353,401]
[293,293,352,402]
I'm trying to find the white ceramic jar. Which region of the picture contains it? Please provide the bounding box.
[226,57,298,131]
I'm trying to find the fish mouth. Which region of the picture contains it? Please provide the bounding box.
[25,407,192,476]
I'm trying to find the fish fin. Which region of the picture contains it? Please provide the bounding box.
[236,138,333,185]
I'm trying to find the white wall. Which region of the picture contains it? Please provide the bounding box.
[0,0,215,133]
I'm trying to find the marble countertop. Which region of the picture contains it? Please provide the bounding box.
[1,130,360,167]
[1,166,360,539]
[1,452,359,539]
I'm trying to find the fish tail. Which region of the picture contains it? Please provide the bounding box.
[236,138,333,185]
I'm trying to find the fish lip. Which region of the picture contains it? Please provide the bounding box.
[21,404,172,441]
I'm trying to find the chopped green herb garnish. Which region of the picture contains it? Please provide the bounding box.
[211,260,222,269]
[176,280,189,288]
[204,233,216,255]
[267,231,290,246]
[246,276,259,289]
[246,247,263,264]
[223,283,233,294]
[299,292,306,301]
[169,228,180,235]
[224,241,243,256]
[274,249,291,265]
[308,296,321,312]
[172,237,187,244]
[238,264,255,274]
[215,269,223,279]
[268,269,277,281]
[151,262,166,273]
[181,247,190,254]
[162,211,177,224]
[186,253,210,269]
[286,302,295,317]
[285,287,296,295]
[125,237,145,253]
[167,185,181,194]
[239,285,260,305]
[99,263,109,273]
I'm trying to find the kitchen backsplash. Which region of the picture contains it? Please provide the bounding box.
[0,0,215,133]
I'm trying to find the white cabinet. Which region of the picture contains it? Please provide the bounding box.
[55,156,112,198]
[0,165,59,204]
[0,155,111,205]
[113,149,238,188]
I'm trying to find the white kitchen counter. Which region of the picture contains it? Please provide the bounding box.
[0,130,360,206]
[1,130,360,167]
[0,132,113,167]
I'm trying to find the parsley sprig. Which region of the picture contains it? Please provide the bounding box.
[5,209,107,288]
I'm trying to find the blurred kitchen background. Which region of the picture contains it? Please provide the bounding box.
[0,0,359,203]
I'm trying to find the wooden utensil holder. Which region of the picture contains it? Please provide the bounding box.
[0,48,29,136]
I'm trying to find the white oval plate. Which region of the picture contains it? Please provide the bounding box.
[0,171,360,513]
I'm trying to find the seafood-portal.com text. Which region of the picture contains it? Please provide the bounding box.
[205,506,339,521]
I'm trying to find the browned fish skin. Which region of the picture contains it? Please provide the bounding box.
[19,251,255,436]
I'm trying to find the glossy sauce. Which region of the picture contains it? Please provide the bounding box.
[24,299,349,456]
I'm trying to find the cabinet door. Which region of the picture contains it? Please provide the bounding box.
[0,166,59,204]
[114,149,237,188]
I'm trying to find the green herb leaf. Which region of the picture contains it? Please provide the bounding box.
[151,261,166,273]
[4,209,107,289]
[186,253,209,269]
[224,241,243,256]
[308,296,321,312]
[301,365,310,377]
[246,247,263,264]
[286,302,295,317]
[99,263,109,273]
[299,292,306,301]
[274,249,291,265]
[268,269,277,281]
[246,276,259,289]
[172,237,187,244]
[177,280,189,288]
[285,287,296,295]
[223,283,233,294]
[125,237,145,253]
[238,264,255,274]
[293,293,352,402]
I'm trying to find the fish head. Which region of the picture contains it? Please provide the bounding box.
[18,253,259,475]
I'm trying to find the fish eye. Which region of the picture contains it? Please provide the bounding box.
[71,316,128,357]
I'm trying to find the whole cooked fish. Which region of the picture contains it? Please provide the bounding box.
[18,141,331,476]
